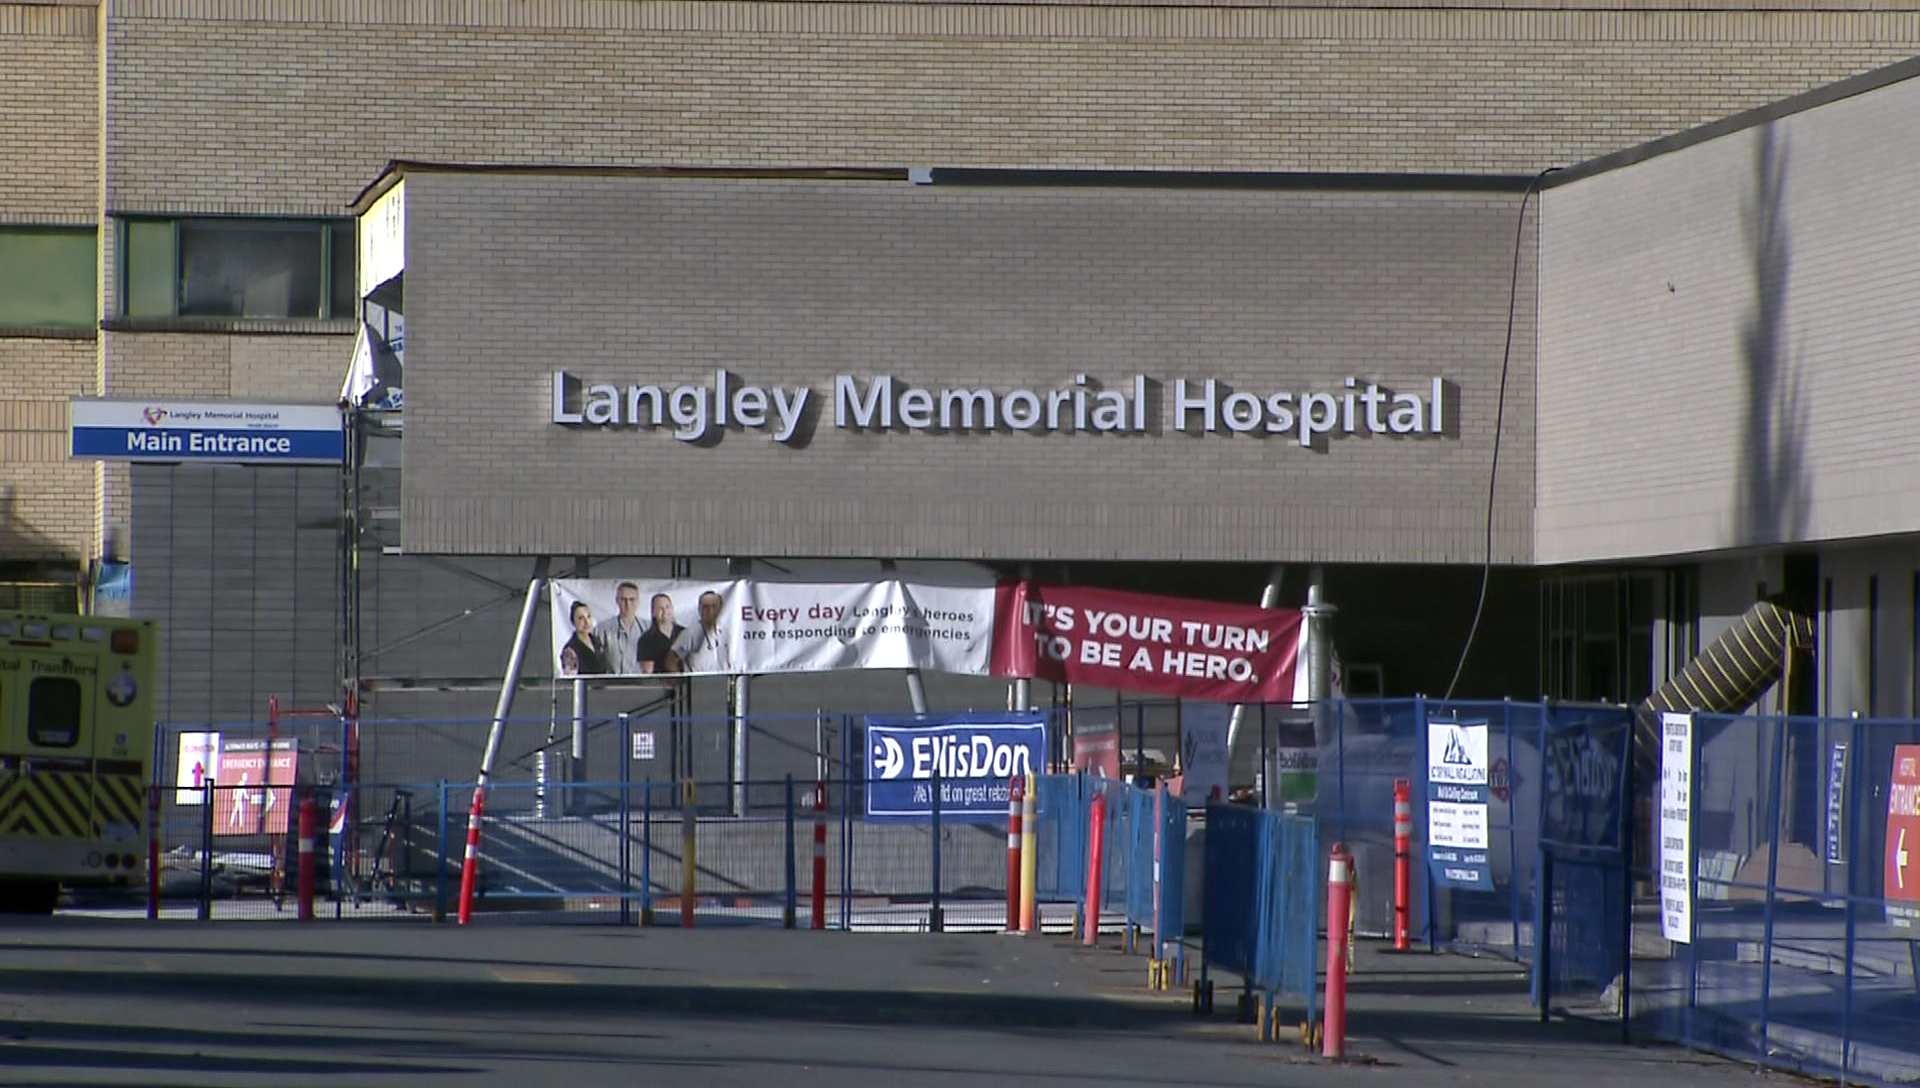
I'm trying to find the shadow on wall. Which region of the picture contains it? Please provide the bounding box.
[0,485,81,570]
[1734,123,1811,549]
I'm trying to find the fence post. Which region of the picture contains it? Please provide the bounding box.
[620,713,632,928]
[1323,840,1354,1059]
[680,777,697,928]
[1006,775,1024,933]
[1536,847,1552,1022]
[1151,784,1163,972]
[929,766,944,933]
[1019,770,1039,933]
[783,774,797,930]
[812,780,827,930]
[1756,715,1788,1069]
[198,778,215,921]
[642,778,655,926]
[297,790,317,921]
[1841,711,1863,1080]
[146,784,161,921]
[435,780,449,923]
[1083,788,1108,946]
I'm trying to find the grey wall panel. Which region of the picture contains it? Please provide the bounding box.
[399,173,1537,565]
[132,464,341,727]
[1538,75,1920,564]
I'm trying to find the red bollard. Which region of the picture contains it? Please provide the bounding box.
[811,781,827,930]
[1006,775,1025,932]
[1393,777,1412,951]
[456,787,487,926]
[1323,841,1354,1059]
[1082,791,1108,947]
[146,784,161,921]
[297,794,317,921]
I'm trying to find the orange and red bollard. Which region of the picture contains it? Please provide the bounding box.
[1323,841,1354,1059]
[1393,776,1412,951]
[1082,790,1108,946]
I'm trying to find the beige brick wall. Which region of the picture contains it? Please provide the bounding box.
[228,335,355,402]
[0,338,95,561]
[1537,72,1920,562]
[0,3,97,222]
[104,0,1920,215]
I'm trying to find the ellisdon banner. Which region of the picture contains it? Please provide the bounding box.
[864,712,1047,822]
[548,577,1307,703]
[68,399,344,465]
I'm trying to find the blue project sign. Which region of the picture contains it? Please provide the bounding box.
[864,712,1046,823]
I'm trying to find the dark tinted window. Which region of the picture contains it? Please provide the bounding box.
[27,677,81,747]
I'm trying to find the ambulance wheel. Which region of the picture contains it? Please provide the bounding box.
[0,879,59,915]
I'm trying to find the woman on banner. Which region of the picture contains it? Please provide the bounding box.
[560,600,610,676]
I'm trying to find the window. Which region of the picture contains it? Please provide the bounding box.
[120,217,355,320]
[0,226,96,328]
[27,676,81,748]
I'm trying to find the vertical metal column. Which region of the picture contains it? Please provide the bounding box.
[456,556,551,926]
[1012,562,1033,712]
[731,558,752,816]
[1226,564,1287,760]
[732,676,751,817]
[570,678,587,816]
[1304,568,1337,749]
[881,560,929,713]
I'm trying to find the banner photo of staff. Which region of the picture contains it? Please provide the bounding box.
[546,577,999,679]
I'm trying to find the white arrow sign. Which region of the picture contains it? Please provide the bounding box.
[1899,828,1910,890]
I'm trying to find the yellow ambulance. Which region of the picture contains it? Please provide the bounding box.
[0,610,157,913]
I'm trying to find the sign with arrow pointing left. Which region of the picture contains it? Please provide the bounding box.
[1886,745,1920,928]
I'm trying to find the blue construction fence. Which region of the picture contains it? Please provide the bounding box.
[1628,711,1920,1087]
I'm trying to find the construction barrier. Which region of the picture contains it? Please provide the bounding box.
[1196,801,1321,1039]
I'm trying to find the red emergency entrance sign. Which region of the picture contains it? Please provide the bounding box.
[212,738,298,837]
[1886,745,1920,927]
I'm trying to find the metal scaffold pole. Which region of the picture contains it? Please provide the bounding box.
[456,556,552,925]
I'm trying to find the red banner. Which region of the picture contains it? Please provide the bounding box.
[991,582,1303,703]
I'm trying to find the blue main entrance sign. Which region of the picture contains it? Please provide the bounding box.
[864,711,1046,823]
[69,399,344,465]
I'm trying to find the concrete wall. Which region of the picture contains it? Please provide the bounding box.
[1537,73,1920,564]
[401,171,1537,563]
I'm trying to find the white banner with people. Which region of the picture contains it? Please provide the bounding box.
[548,577,997,679]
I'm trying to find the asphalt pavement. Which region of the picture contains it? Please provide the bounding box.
[0,916,1786,1087]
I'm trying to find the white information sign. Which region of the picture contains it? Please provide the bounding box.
[1425,721,1491,889]
[1659,711,1694,944]
[631,731,656,761]
[174,731,221,805]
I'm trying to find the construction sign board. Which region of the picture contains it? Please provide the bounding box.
[174,731,221,805]
[1426,719,1491,890]
[210,738,298,837]
[1886,744,1920,928]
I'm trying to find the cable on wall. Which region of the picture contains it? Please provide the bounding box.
[1443,165,1560,702]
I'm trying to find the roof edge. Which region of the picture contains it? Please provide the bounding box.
[1543,52,1920,189]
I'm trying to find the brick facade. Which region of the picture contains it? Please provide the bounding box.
[6,0,1920,568]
